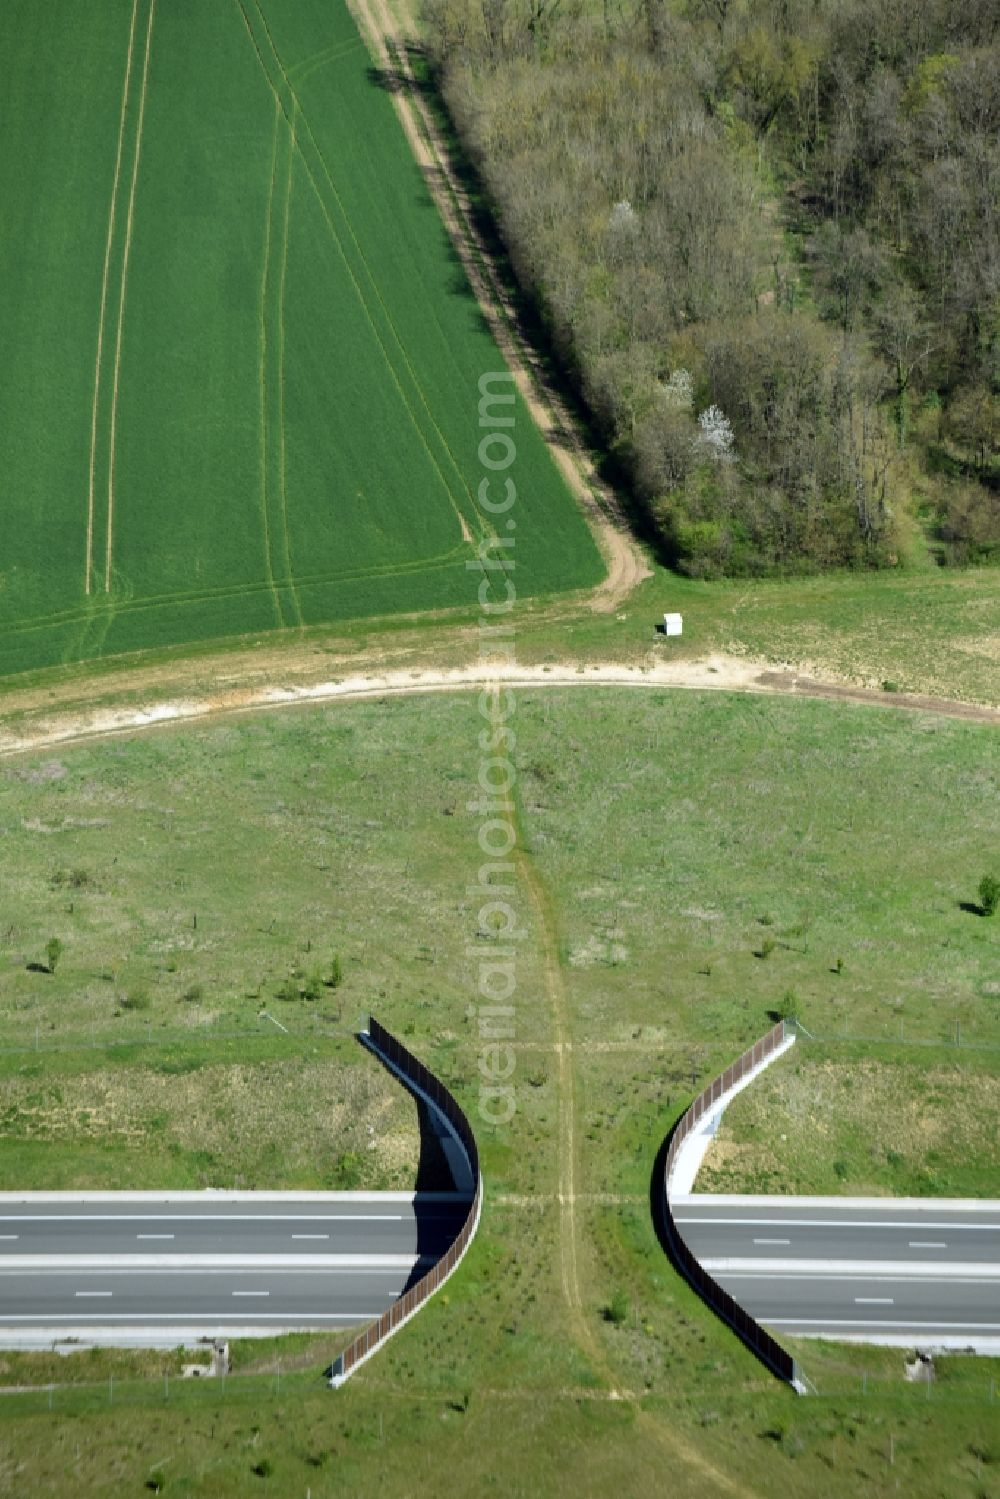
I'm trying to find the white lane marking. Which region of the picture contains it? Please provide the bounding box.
[292,1234,330,1240]
[909,1241,947,1249]
[752,1238,790,1246]
[0,1237,18,1241]
[718,1272,1000,1285]
[0,1191,465,1202]
[0,1214,408,1223]
[675,1217,1000,1231]
[768,1318,1000,1330]
[0,1254,420,1270]
[676,1194,1000,1211]
[0,1266,415,1276]
[136,1234,174,1241]
[855,1297,894,1304]
[703,1258,1000,1279]
[0,1312,385,1322]
[75,1291,113,1298]
[232,1291,270,1297]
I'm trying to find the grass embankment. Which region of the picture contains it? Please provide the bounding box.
[3,691,995,1051]
[0,690,997,1493]
[0,1034,419,1192]
[701,1042,1000,1199]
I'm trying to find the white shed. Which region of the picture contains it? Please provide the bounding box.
[663,612,683,637]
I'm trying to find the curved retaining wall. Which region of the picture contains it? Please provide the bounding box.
[661,1020,802,1391]
[330,1016,482,1385]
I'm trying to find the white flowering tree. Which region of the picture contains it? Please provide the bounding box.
[608,199,637,233]
[697,403,736,462]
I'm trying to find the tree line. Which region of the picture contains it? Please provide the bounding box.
[422,0,998,575]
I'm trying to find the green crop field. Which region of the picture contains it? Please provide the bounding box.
[0,0,602,680]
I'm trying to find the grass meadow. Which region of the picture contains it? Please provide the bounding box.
[0,690,997,1493]
[0,0,601,680]
[702,1042,1000,1200]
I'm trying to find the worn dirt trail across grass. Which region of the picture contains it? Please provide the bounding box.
[2,654,996,762]
[511,842,584,1336]
[513,779,756,1497]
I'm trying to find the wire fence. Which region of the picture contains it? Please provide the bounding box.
[0,1009,361,1060]
[6,1010,996,1061]
[805,1369,1000,1406]
[5,1357,992,1421]
[0,1364,316,1419]
[791,1017,1000,1053]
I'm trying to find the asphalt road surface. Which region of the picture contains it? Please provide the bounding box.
[0,1195,469,1333]
[673,1197,1000,1342]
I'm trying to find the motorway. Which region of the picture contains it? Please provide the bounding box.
[6,1187,998,1348]
[0,1195,470,1335]
[674,1196,1000,1344]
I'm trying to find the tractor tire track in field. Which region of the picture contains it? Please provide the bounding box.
[274,101,304,628]
[234,0,490,560]
[258,96,303,631]
[257,98,284,626]
[104,0,157,596]
[246,0,490,552]
[2,540,470,647]
[86,0,142,599]
[350,0,650,614]
[288,33,364,87]
[257,101,287,630]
